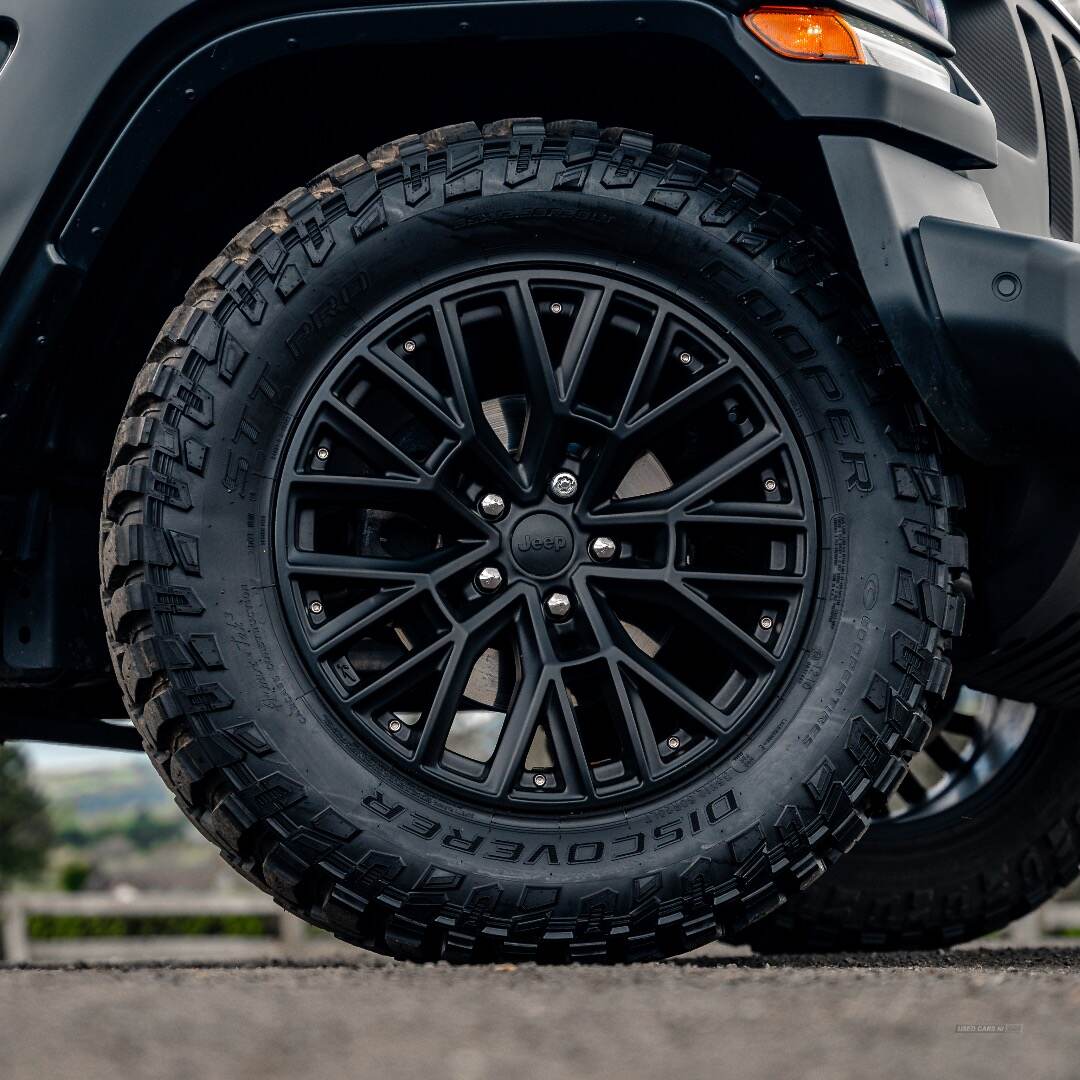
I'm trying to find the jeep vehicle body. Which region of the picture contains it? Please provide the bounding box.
[3,0,1080,958]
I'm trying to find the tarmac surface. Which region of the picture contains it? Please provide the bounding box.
[4,945,1080,1080]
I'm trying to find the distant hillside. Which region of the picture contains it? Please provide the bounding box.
[29,756,230,892]
[38,757,176,822]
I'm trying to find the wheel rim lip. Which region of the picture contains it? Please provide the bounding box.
[269,256,824,816]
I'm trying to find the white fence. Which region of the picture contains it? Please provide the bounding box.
[2,891,1078,963]
[0,890,326,964]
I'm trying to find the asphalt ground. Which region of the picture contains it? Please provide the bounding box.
[3,945,1080,1080]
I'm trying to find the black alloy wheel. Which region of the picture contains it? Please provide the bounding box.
[274,266,818,812]
[101,120,964,963]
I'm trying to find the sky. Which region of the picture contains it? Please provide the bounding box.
[16,741,137,774]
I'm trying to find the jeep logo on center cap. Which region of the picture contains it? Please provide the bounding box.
[509,513,575,577]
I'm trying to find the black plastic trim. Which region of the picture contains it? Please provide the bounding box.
[920,215,1080,458]
[829,135,1080,462]
[0,715,141,751]
[819,135,1007,460]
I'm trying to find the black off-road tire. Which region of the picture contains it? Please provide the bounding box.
[741,702,1080,951]
[100,119,965,963]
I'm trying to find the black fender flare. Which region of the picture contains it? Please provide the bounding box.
[56,0,997,271]
[0,0,999,464]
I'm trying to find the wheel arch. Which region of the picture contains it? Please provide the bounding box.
[3,6,849,704]
[41,18,840,496]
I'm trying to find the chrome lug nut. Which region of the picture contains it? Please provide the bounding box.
[533,773,548,787]
[309,600,324,616]
[667,735,681,751]
[479,493,507,519]
[590,536,617,561]
[315,446,330,462]
[549,471,578,500]
[759,615,774,631]
[388,718,403,734]
[403,339,417,353]
[477,566,504,592]
[763,477,777,493]
[678,350,693,365]
[550,302,563,315]
[546,592,572,619]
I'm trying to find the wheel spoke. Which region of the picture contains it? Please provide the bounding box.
[287,471,431,497]
[670,580,779,673]
[545,675,598,798]
[617,360,736,438]
[897,771,928,806]
[606,657,663,783]
[924,736,967,775]
[586,566,779,677]
[414,594,522,765]
[286,535,496,585]
[683,503,809,525]
[581,563,806,591]
[309,584,422,657]
[413,638,480,764]
[433,302,530,495]
[365,344,463,433]
[318,394,433,481]
[347,637,455,707]
[612,310,671,428]
[679,569,807,588]
[479,665,547,798]
[284,550,433,582]
[943,709,981,740]
[618,651,734,739]
[502,284,567,489]
[562,288,619,408]
[600,426,787,522]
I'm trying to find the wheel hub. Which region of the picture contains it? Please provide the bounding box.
[509,512,575,577]
[273,262,820,813]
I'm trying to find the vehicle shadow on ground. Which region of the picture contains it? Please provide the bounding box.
[673,945,1080,970]
[5,945,1080,973]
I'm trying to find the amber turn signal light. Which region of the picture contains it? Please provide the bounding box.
[743,6,865,63]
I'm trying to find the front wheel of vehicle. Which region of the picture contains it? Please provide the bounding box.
[100,120,964,963]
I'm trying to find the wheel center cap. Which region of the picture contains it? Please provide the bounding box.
[509,513,574,577]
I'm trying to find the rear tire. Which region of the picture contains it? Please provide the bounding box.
[100,120,965,962]
[741,694,1080,951]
